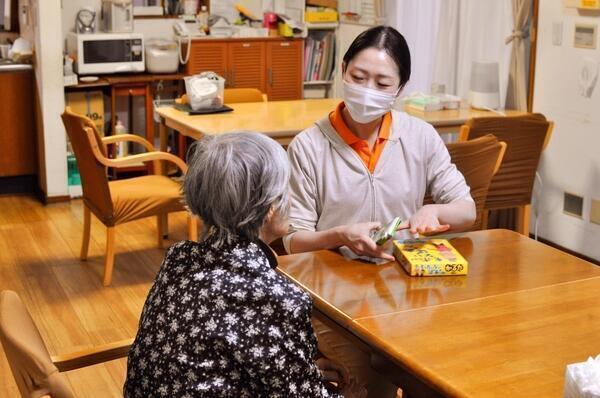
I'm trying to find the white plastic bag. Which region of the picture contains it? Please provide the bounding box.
[183,72,225,111]
[564,354,600,398]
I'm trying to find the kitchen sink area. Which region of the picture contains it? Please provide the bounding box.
[0,58,32,71]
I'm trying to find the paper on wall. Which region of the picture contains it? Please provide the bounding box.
[578,57,599,98]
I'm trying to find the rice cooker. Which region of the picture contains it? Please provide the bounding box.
[145,39,180,74]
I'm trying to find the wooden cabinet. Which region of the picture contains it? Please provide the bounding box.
[187,41,228,79]
[227,41,266,92]
[187,38,303,101]
[0,69,36,177]
[266,40,303,101]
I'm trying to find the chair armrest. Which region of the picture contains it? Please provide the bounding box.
[102,134,155,153]
[543,121,554,151]
[493,141,507,175]
[51,338,134,372]
[106,151,188,173]
[85,127,187,174]
[458,125,470,142]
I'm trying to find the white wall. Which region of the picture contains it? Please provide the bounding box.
[533,2,600,260]
[62,0,177,44]
[21,0,68,197]
[332,23,370,98]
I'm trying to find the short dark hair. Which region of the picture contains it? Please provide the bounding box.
[343,25,411,89]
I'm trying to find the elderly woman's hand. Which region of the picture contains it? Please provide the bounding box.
[316,357,350,387]
[316,358,367,398]
[335,222,395,261]
[340,380,368,398]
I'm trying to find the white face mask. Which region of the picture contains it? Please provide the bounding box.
[342,80,398,124]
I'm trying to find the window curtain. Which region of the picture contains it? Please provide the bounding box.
[387,1,442,94]
[505,0,533,111]
[431,0,513,108]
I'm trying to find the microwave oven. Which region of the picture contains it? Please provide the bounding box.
[67,32,144,75]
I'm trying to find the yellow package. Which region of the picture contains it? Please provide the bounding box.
[393,239,468,276]
[305,10,338,22]
[65,91,105,136]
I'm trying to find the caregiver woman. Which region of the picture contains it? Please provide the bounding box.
[284,26,476,396]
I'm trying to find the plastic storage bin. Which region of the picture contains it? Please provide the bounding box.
[184,72,225,110]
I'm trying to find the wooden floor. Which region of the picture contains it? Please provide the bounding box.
[0,195,191,397]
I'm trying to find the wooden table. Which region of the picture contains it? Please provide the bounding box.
[277,229,600,397]
[155,99,527,150]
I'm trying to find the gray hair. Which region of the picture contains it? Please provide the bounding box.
[183,132,290,246]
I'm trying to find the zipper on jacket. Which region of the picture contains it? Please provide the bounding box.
[317,120,378,223]
[345,148,377,223]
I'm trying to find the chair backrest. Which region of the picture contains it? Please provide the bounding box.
[61,108,114,223]
[446,135,506,230]
[223,88,266,104]
[0,291,74,398]
[461,113,551,210]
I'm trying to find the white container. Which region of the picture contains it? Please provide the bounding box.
[469,61,500,110]
[145,39,179,73]
[101,0,134,33]
[184,72,225,111]
[0,44,10,59]
[115,118,129,157]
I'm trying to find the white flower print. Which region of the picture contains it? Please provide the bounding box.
[224,313,238,325]
[226,331,238,345]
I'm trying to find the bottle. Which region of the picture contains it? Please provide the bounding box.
[114,118,128,158]
[198,5,209,35]
[64,55,74,76]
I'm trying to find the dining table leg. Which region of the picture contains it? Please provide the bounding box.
[159,118,168,175]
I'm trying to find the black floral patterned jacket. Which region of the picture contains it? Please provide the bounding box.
[124,235,341,398]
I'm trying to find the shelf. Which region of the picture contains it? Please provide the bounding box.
[306,22,339,30]
[304,80,334,85]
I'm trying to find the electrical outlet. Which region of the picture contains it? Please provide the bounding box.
[564,192,584,218]
[591,198,600,225]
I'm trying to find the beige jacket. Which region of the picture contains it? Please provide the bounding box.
[284,110,473,252]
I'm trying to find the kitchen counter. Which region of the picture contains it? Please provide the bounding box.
[0,61,33,72]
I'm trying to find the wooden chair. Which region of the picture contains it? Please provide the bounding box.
[445,135,506,231]
[0,290,132,398]
[61,107,198,286]
[223,88,267,104]
[458,114,553,235]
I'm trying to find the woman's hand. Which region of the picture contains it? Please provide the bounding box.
[401,205,450,236]
[335,222,395,261]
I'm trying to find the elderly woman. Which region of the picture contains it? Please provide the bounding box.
[123,133,365,397]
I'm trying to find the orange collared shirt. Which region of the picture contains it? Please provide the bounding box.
[329,101,392,174]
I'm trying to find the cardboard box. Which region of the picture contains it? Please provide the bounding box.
[307,0,338,8]
[65,91,105,136]
[393,239,469,276]
[305,10,338,23]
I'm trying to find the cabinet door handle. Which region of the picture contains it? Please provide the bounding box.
[242,43,251,47]
[280,42,290,47]
[268,68,273,86]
